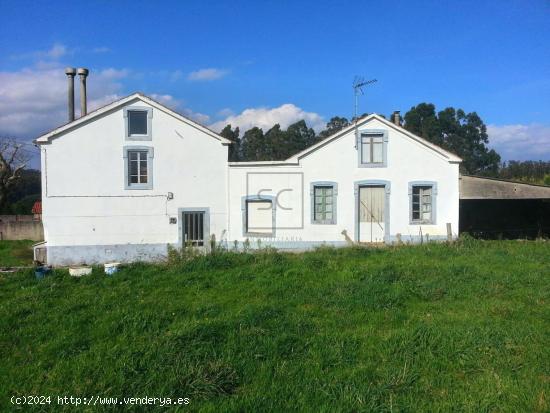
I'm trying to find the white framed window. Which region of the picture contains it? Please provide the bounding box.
[310,181,338,224]
[123,146,154,190]
[128,150,148,184]
[124,107,152,140]
[409,181,437,224]
[358,130,388,168]
[241,195,276,237]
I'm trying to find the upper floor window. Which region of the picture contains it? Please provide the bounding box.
[123,146,154,190]
[310,182,338,225]
[409,181,437,224]
[358,130,388,168]
[124,107,152,140]
[128,150,148,185]
[128,111,148,135]
[361,134,383,163]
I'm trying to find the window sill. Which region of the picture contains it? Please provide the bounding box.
[126,134,152,141]
[358,162,387,168]
[243,232,275,238]
[125,185,153,190]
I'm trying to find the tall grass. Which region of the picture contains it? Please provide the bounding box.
[0,240,34,267]
[0,240,548,412]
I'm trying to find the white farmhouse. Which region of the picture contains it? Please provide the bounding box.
[35,87,461,265]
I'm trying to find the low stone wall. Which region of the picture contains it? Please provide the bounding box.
[0,215,43,241]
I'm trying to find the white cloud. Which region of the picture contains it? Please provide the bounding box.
[487,124,550,161]
[12,43,70,60]
[1,44,217,144]
[210,103,325,133]
[46,43,68,59]
[217,108,234,117]
[187,68,228,81]
[148,94,210,124]
[0,64,128,138]
[181,109,210,125]
[0,60,211,140]
[97,67,129,80]
[92,47,111,54]
[149,93,181,109]
[169,70,183,82]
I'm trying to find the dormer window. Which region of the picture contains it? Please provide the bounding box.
[124,107,152,140]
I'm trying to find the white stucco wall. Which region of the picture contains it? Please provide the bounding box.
[40,101,460,264]
[227,117,460,247]
[41,97,228,264]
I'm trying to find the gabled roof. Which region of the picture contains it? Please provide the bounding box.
[229,113,462,167]
[34,92,232,145]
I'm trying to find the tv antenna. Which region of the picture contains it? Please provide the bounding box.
[353,77,377,120]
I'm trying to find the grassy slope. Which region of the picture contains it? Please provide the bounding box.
[0,241,548,412]
[0,240,35,267]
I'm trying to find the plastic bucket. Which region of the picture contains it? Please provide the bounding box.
[35,266,49,279]
[104,262,120,276]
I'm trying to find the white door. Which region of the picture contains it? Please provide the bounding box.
[358,186,386,243]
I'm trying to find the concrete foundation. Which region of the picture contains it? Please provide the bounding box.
[47,243,169,266]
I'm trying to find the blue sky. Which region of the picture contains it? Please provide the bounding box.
[1,0,549,161]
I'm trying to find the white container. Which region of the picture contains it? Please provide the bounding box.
[69,266,92,277]
[104,262,120,275]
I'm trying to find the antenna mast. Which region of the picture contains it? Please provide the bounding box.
[353,77,377,120]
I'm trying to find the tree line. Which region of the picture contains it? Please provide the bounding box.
[221,103,506,175]
[1,102,549,214]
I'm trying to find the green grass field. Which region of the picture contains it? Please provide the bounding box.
[0,239,35,267]
[1,240,549,412]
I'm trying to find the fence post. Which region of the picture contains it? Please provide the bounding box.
[446,223,453,242]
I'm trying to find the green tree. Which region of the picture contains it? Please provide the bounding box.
[264,124,285,160]
[220,125,241,161]
[317,116,350,139]
[241,127,266,161]
[403,103,441,145]
[284,120,316,157]
[404,103,501,175]
[499,160,550,185]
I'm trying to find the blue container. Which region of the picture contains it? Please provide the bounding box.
[104,262,120,276]
[35,266,50,279]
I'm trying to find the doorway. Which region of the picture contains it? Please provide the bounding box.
[354,181,390,243]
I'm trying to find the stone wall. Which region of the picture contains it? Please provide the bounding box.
[0,216,44,241]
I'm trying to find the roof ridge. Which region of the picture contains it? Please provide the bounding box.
[34,92,230,145]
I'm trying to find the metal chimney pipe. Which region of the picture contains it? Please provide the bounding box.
[393,111,400,126]
[77,68,89,117]
[65,67,76,121]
